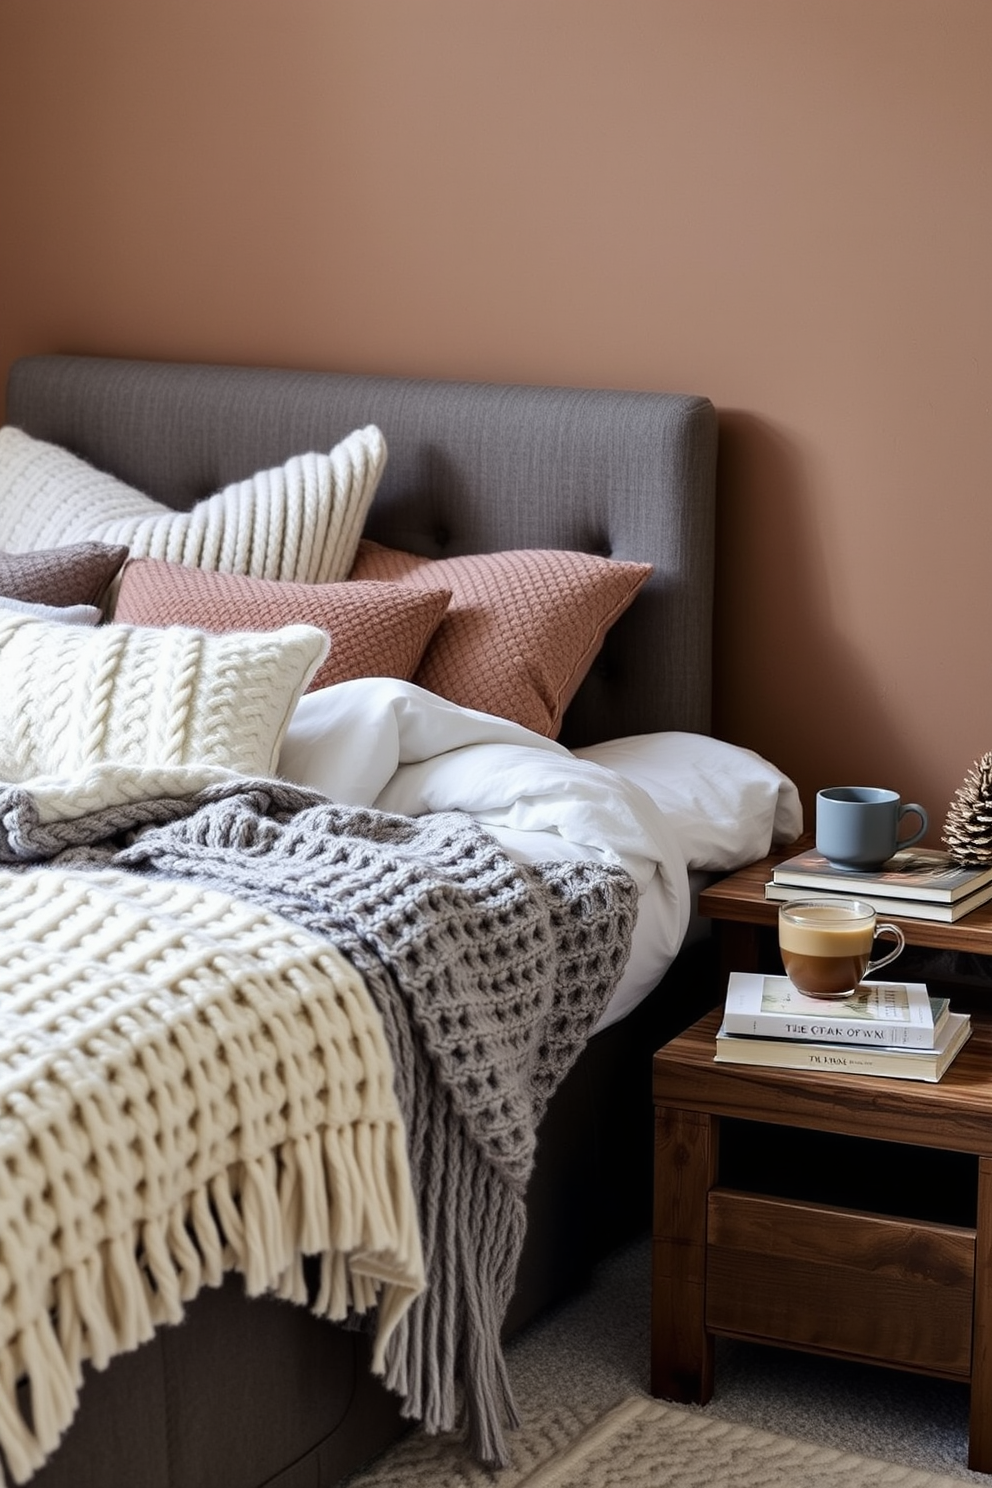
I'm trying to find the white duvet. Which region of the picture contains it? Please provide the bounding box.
[279,678,803,1030]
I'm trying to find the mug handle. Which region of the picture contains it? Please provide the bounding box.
[866,922,906,979]
[897,803,928,851]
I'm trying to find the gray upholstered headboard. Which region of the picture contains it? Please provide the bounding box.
[4,354,717,748]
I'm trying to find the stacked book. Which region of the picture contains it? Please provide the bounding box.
[764,845,992,923]
[715,971,972,1082]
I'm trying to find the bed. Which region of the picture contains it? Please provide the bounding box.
[0,355,801,1488]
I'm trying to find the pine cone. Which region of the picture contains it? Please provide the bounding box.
[943,751,992,865]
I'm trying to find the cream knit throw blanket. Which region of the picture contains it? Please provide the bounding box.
[0,857,423,1487]
[0,774,638,1471]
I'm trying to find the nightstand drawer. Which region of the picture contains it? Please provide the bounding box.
[704,1188,975,1377]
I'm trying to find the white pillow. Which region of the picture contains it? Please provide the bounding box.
[0,594,101,625]
[574,731,804,872]
[0,611,329,781]
[0,424,387,584]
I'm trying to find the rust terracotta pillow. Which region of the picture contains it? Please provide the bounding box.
[113,558,452,693]
[349,541,653,737]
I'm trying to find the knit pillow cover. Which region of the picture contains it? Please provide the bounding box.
[0,541,128,607]
[0,425,387,584]
[349,541,653,738]
[113,558,452,693]
[0,611,329,780]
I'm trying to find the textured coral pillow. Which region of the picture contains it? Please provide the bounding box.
[349,541,653,737]
[113,558,451,692]
[0,541,128,607]
[0,425,386,583]
[0,610,328,780]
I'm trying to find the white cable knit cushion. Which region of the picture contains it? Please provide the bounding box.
[0,424,387,583]
[0,611,329,780]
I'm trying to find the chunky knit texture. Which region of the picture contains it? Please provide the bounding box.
[4,775,639,1469]
[350,540,652,737]
[0,863,422,1487]
[0,425,387,583]
[0,541,127,608]
[113,558,452,693]
[0,611,328,780]
[0,763,239,859]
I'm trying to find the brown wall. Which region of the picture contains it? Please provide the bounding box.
[1,0,989,835]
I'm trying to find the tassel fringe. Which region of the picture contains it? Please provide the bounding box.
[0,1126,423,1487]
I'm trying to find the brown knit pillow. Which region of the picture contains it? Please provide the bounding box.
[349,542,653,737]
[113,558,452,693]
[0,542,128,608]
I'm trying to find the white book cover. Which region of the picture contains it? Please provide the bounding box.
[714,1010,972,1082]
[722,972,944,1048]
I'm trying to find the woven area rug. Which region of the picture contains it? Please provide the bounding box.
[345,1233,979,1486]
[347,1394,971,1488]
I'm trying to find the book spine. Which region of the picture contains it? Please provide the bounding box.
[714,1039,941,1080]
[720,1014,936,1048]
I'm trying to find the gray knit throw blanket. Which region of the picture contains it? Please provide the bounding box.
[0,778,638,1466]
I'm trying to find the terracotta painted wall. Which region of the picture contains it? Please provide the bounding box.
[1,0,989,836]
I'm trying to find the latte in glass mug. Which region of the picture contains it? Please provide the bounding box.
[777,897,905,1000]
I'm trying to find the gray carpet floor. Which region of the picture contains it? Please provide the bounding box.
[500,1233,984,1484]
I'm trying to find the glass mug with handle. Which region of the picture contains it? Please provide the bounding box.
[778,897,906,999]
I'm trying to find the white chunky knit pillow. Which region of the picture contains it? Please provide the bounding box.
[0,424,387,583]
[0,611,329,780]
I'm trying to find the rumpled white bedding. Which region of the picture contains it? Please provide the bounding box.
[278,678,803,1030]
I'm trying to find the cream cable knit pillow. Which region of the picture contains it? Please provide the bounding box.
[0,425,387,583]
[0,612,329,780]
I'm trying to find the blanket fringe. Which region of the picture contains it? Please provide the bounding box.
[0,1126,423,1487]
[382,1100,524,1468]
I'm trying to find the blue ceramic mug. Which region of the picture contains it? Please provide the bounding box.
[815,787,929,871]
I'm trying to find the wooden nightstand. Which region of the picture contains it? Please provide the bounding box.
[651,1007,992,1472]
[652,840,992,1473]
